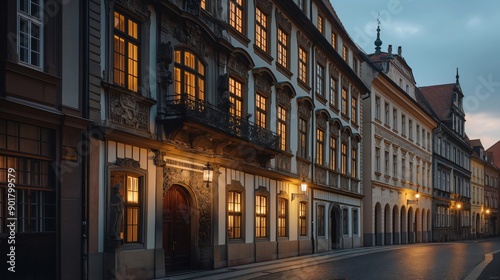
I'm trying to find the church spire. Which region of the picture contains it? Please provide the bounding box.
[456,67,460,84]
[374,13,382,54]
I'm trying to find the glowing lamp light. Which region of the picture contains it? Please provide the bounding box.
[203,162,213,187]
[301,178,307,192]
[457,204,461,209]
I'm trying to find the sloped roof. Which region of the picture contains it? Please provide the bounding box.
[486,140,500,168]
[469,139,483,148]
[419,83,456,121]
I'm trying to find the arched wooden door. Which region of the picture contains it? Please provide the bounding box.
[164,185,192,272]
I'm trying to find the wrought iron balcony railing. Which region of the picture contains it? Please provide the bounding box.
[164,94,280,151]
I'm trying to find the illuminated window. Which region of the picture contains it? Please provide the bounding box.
[277,28,288,69]
[111,173,142,243]
[341,88,348,116]
[201,0,206,10]
[255,195,267,238]
[351,96,357,123]
[229,0,244,33]
[317,14,324,34]
[228,191,242,239]
[316,129,324,165]
[229,77,243,118]
[298,47,308,84]
[174,49,205,101]
[341,142,347,174]
[113,11,139,92]
[298,117,308,158]
[255,93,267,128]
[331,32,337,49]
[277,106,287,150]
[329,136,337,171]
[255,7,268,52]
[278,198,287,237]
[299,202,307,236]
[18,0,43,68]
[342,46,348,61]
[316,64,325,97]
[317,205,325,236]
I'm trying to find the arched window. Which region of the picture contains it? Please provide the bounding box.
[174,49,205,101]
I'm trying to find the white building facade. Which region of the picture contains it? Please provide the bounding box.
[361,30,437,246]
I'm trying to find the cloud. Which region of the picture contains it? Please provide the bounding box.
[385,21,421,37]
[466,112,500,149]
[466,16,482,28]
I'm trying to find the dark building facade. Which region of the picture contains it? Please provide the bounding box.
[0,0,89,279]
[420,73,473,241]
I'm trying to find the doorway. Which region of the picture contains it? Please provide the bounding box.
[163,185,192,272]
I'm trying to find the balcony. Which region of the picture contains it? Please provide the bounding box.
[160,94,280,164]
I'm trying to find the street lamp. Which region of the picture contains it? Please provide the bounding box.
[293,178,308,200]
[203,162,213,188]
[415,189,420,199]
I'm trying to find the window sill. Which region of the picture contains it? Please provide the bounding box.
[253,45,273,65]
[276,63,293,79]
[297,79,311,93]
[228,27,250,47]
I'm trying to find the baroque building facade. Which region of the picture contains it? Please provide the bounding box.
[361,27,437,246]
[420,71,473,241]
[84,0,368,279]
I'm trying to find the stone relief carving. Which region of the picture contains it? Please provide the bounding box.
[276,88,292,108]
[173,22,207,57]
[275,9,291,32]
[114,0,150,18]
[329,64,339,78]
[109,92,149,130]
[315,167,327,185]
[316,112,327,130]
[228,55,249,81]
[115,157,141,169]
[256,0,273,14]
[296,31,311,49]
[254,74,272,96]
[276,154,291,173]
[316,49,327,65]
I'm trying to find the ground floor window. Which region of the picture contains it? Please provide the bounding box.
[110,172,143,243]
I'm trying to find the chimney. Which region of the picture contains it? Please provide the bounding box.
[388,44,392,54]
[398,46,402,56]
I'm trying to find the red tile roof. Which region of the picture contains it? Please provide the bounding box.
[486,140,500,168]
[419,84,456,121]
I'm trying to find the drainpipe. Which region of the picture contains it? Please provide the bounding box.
[81,0,90,279]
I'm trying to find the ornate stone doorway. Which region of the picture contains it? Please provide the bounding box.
[163,185,192,272]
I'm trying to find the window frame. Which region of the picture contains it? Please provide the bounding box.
[298,117,308,159]
[316,63,325,98]
[298,47,308,86]
[254,6,269,54]
[316,128,324,165]
[277,197,288,238]
[17,0,43,69]
[276,27,289,70]
[113,10,141,92]
[174,48,206,102]
[229,0,245,35]
[299,202,308,236]
[110,170,145,245]
[227,190,243,240]
[317,204,325,236]
[255,192,269,239]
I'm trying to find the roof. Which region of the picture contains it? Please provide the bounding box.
[469,139,483,148]
[418,83,456,121]
[486,140,500,168]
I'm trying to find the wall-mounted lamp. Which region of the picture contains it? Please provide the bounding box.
[415,190,420,199]
[486,209,490,214]
[203,162,213,188]
[293,178,308,201]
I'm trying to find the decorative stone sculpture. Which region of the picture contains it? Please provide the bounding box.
[109,183,124,240]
